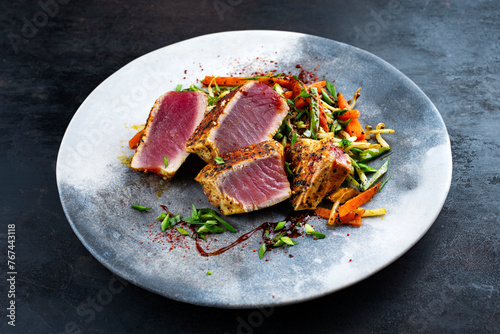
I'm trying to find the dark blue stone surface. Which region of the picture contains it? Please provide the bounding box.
[1,0,498,333]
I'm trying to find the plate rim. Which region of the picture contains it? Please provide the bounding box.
[57,30,453,308]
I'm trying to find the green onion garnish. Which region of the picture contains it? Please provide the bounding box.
[274,221,286,231]
[259,243,267,259]
[131,205,151,211]
[176,227,190,236]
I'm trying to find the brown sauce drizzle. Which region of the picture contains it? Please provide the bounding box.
[193,211,312,257]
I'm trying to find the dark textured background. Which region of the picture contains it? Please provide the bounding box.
[1,0,499,333]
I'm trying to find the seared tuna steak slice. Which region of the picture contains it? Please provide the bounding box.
[185,81,289,163]
[195,140,291,215]
[288,139,351,210]
[130,91,207,181]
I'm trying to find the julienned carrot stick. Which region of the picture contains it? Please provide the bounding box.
[336,209,365,225]
[283,91,293,99]
[345,118,366,141]
[338,109,360,121]
[337,92,350,110]
[295,98,308,109]
[201,76,292,89]
[128,129,144,149]
[338,214,362,227]
[337,182,380,217]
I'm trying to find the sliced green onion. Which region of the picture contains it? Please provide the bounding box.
[290,133,297,148]
[163,156,169,168]
[259,243,267,259]
[169,214,181,227]
[131,205,151,211]
[304,224,326,239]
[356,147,391,163]
[380,174,392,191]
[161,213,170,231]
[207,270,213,275]
[321,89,335,106]
[214,156,225,164]
[338,117,353,128]
[274,221,286,231]
[273,83,284,96]
[309,87,320,139]
[176,227,190,236]
[293,88,311,100]
[295,109,307,120]
[281,236,297,246]
[304,224,315,234]
[357,163,377,173]
[175,84,182,92]
[273,239,284,247]
[326,81,337,101]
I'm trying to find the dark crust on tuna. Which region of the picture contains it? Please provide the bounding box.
[288,139,351,210]
[194,140,291,215]
[185,81,289,163]
[195,140,282,180]
[184,87,241,161]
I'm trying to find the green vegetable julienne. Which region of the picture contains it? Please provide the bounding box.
[280,236,297,246]
[309,87,320,139]
[361,159,389,191]
[325,81,337,101]
[380,174,392,191]
[321,88,335,106]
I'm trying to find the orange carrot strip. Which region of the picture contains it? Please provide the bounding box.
[337,92,350,110]
[295,98,308,109]
[337,214,362,227]
[128,129,145,149]
[307,81,326,89]
[338,109,360,121]
[315,207,331,220]
[336,209,365,224]
[345,118,366,141]
[315,89,329,132]
[201,76,245,86]
[337,182,380,217]
[283,91,293,99]
[201,76,293,89]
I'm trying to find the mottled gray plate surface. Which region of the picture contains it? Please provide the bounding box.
[57,31,452,308]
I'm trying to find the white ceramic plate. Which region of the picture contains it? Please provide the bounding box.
[57,31,452,308]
